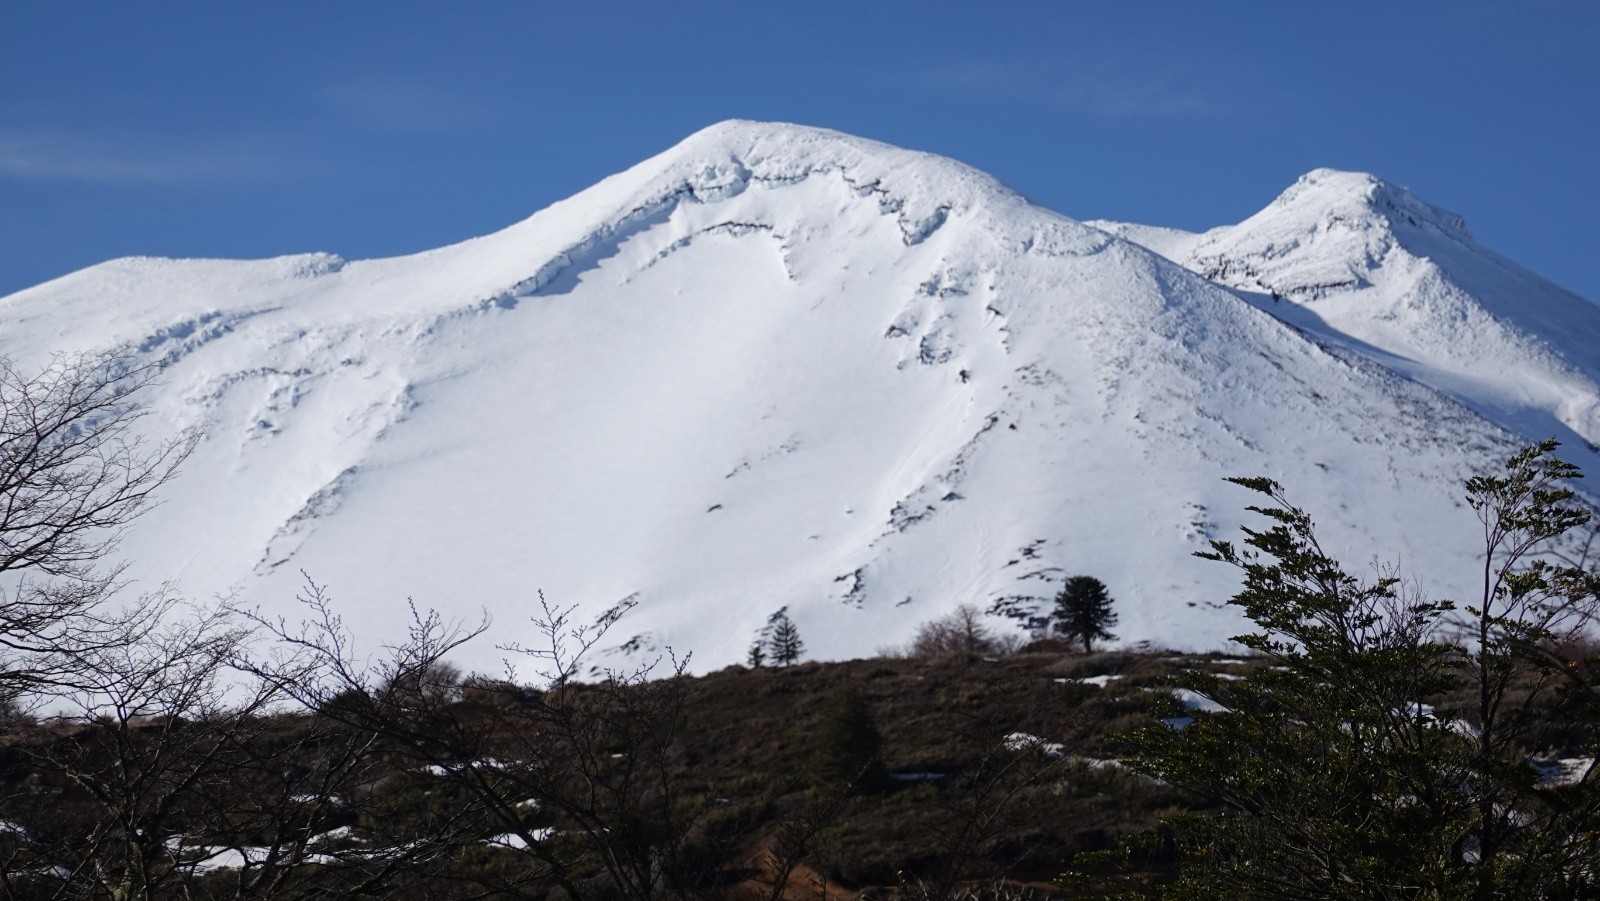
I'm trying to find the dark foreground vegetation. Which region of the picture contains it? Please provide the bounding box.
[1,351,1598,899]
[0,634,1235,899]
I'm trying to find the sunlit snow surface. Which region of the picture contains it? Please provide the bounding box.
[3,122,1596,674]
[1090,168,1600,459]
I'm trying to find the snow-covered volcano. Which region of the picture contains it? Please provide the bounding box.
[1090,168,1600,460]
[2,122,1594,671]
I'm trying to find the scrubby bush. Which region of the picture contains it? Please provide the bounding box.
[908,604,1001,660]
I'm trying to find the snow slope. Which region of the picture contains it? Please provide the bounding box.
[0,123,1580,672]
[1090,168,1600,470]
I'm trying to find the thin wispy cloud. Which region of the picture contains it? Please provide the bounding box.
[0,130,300,185]
[902,58,1226,119]
[323,78,493,135]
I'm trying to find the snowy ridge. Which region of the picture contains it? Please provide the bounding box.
[0,122,1587,673]
[1091,168,1600,464]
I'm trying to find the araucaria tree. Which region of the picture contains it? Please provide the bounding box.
[1052,575,1118,652]
[1126,440,1600,899]
[769,610,805,666]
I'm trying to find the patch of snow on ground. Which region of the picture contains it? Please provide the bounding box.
[1529,757,1595,788]
[1004,731,1065,758]
[1059,674,1124,687]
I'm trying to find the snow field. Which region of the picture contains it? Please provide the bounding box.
[1,122,1594,674]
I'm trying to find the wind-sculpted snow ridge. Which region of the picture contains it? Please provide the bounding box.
[1091,168,1600,469]
[0,122,1579,676]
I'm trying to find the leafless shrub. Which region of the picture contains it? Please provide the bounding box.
[908,605,1001,661]
[0,350,192,697]
[2,587,485,899]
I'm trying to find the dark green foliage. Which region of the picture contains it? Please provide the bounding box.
[1123,441,1600,900]
[1054,575,1119,653]
[809,683,889,793]
[1126,506,1469,897]
[769,611,805,667]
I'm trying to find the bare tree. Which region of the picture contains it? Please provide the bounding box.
[0,352,490,898]
[461,594,715,899]
[259,586,725,899]
[0,350,190,699]
[0,586,487,900]
[909,605,999,661]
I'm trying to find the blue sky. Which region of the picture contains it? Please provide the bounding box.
[3,2,1597,301]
